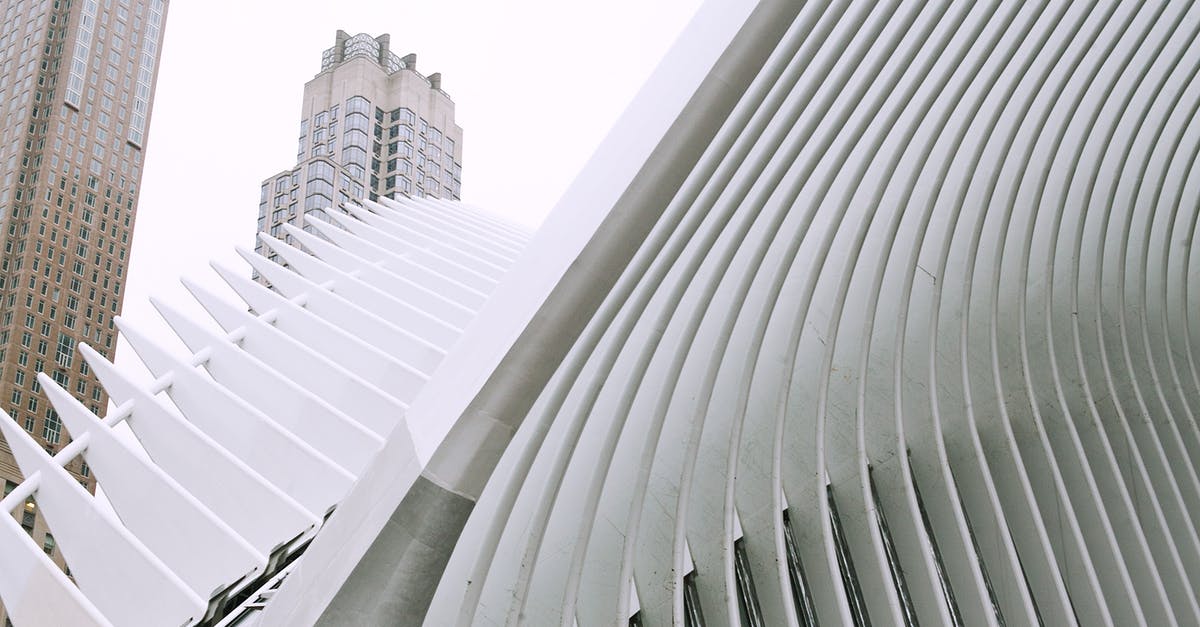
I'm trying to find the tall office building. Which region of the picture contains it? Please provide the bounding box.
[256,31,463,264]
[0,0,169,617]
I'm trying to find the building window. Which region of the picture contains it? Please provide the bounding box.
[306,160,334,182]
[343,127,369,150]
[346,95,371,116]
[341,145,367,169]
[304,192,332,211]
[21,499,35,533]
[42,410,61,445]
[56,334,74,368]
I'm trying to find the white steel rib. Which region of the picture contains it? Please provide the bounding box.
[4,1,1200,626]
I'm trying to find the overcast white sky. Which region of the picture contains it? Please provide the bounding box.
[114,0,703,376]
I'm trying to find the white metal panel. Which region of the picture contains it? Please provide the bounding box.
[280,223,477,329]
[360,198,524,263]
[237,248,448,373]
[81,343,321,552]
[383,196,531,251]
[341,203,511,279]
[0,502,112,627]
[320,210,500,294]
[40,375,268,599]
[303,217,489,310]
[115,318,356,516]
[152,297,384,476]
[196,268,428,410]
[0,416,208,627]
[256,233,464,348]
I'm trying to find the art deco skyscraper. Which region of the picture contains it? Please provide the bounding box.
[256,31,463,265]
[0,0,168,586]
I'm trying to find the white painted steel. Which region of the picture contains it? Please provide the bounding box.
[0,415,208,626]
[39,375,268,597]
[0,197,526,626]
[3,1,1200,625]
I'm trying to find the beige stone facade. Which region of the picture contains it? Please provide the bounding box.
[256,32,463,266]
[0,0,168,622]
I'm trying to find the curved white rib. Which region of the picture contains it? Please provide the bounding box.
[1,2,1199,626]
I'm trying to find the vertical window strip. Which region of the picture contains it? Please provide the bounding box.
[1009,523,1051,626]
[734,537,765,627]
[128,0,163,146]
[955,484,1008,626]
[64,0,98,107]
[868,467,919,626]
[907,460,965,626]
[782,509,820,626]
[828,484,873,627]
[683,569,706,627]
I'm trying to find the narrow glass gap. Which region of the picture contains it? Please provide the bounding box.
[1007,523,1047,627]
[828,484,873,627]
[782,508,820,626]
[868,466,920,626]
[629,576,644,627]
[734,537,765,627]
[955,483,1007,626]
[682,569,705,627]
[907,459,965,626]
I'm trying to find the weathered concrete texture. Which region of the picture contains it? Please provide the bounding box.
[317,474,474,626]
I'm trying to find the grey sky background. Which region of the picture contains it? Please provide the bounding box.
[115,0,703,380]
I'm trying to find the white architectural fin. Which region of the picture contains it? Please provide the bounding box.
[321,209,499,293]
[115,318,356,516]
[201,264,433,402]
[39,375,268,598]
[304,217,488,309]
[0,499,112,627]
[359,198,523,265]
[235,246,448,371]
[281,222,477,328]
[341,202,509,279]
[0,415,207,626]
[152,297,383,476]
[377,196,531,252]
[81,343,321,551]
[256,232,465,346]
